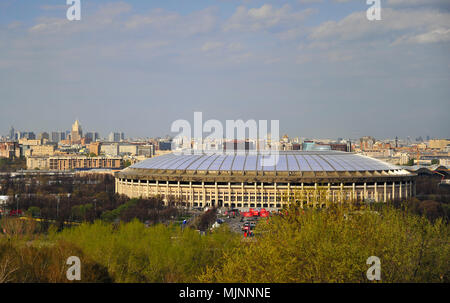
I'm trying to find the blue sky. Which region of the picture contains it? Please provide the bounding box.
[0,0,449,139]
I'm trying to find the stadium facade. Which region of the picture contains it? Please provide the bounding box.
[115,151,416,208]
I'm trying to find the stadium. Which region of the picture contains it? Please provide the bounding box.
[115,151,417,208]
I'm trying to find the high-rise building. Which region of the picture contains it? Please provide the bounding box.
[360,136,376,151]
[19,132,36,140]
[38,132,50,141]
[9,126,15,141]
[51,132,60,143]
[51,132,66,143]
[85,132,94,142]
[71,120,83,143]
[108,132,121,142]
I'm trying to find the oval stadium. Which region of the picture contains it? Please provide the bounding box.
[115,151,417,209]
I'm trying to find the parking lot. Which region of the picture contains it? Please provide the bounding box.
[216,207,277,235]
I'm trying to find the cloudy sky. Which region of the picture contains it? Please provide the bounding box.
[0,0,449,139]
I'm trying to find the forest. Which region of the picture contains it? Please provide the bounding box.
[0,173,448,283]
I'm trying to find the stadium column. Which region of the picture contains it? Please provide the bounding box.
[392,181,395,201]
[405,181,408,199]
[364,182,367,200]
[166,181,169,206]
[352,182,356,202]
[215,182,218,206]
[228,183,231,206]
[399,181,402,200]
[241,182,244,206]
[374,182,378,202]
[314,183,317,207]
[327,183,331,207]
[254,183,257,204]
[340,183,344,203]
[287,182,291,202]
[409,180,412,198]
[274,182,277,204]
[305,183,309,206]
[189,181,193,207]
[147,179,150,198]
[384,182,387,202]
[260,182,264,205]
[177,181,181,200]
[302,183,305,206]
[202,182,206,207]
[156,180,159,196]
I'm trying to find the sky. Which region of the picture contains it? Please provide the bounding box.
[0,0,449,140]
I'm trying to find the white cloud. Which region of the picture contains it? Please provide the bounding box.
[29,2,132,34]
[201,41,225,52]
[224,4,313,32]
[395,28,450,44]
[125,7,218,36]
[387,0,450,6]
[201,41,244,53]
[309,8,450,42]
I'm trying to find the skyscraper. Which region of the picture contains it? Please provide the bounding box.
[71,120,83,143]
[108,132,121,142]
[9,126,15,140]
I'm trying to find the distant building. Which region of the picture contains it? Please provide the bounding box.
[25,144,56,157]
[38,132,50,141]
[27,156,122,170]
[329,143,349,152]
[71,120,83,143]
[429,139,450,150]
[302,141,331,151]
[9,126,15,141]
[89,142,101,156]
[158,141,172,151]
[0,142,21,158]
[400,153,411,165]
[137,145,154,157]
[360,136,376,151]
[49,156,122,170]
[19,138,42,146]
[85,132,94,143]
[101,143,119,156]
[223,140,253,151]
[51,132,61,143]
[119,144,138,156]
[26,156,49,170]
[19,132,36,140]
[108,132,121,142]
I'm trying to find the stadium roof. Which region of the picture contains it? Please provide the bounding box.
[130,151,402,173]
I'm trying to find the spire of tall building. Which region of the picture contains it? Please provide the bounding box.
[71,120,83,143]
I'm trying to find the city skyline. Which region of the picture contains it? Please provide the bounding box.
[2,118,448,142]
[1,1,449,138]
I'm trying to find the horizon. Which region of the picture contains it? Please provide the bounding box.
[1,0,449,139]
